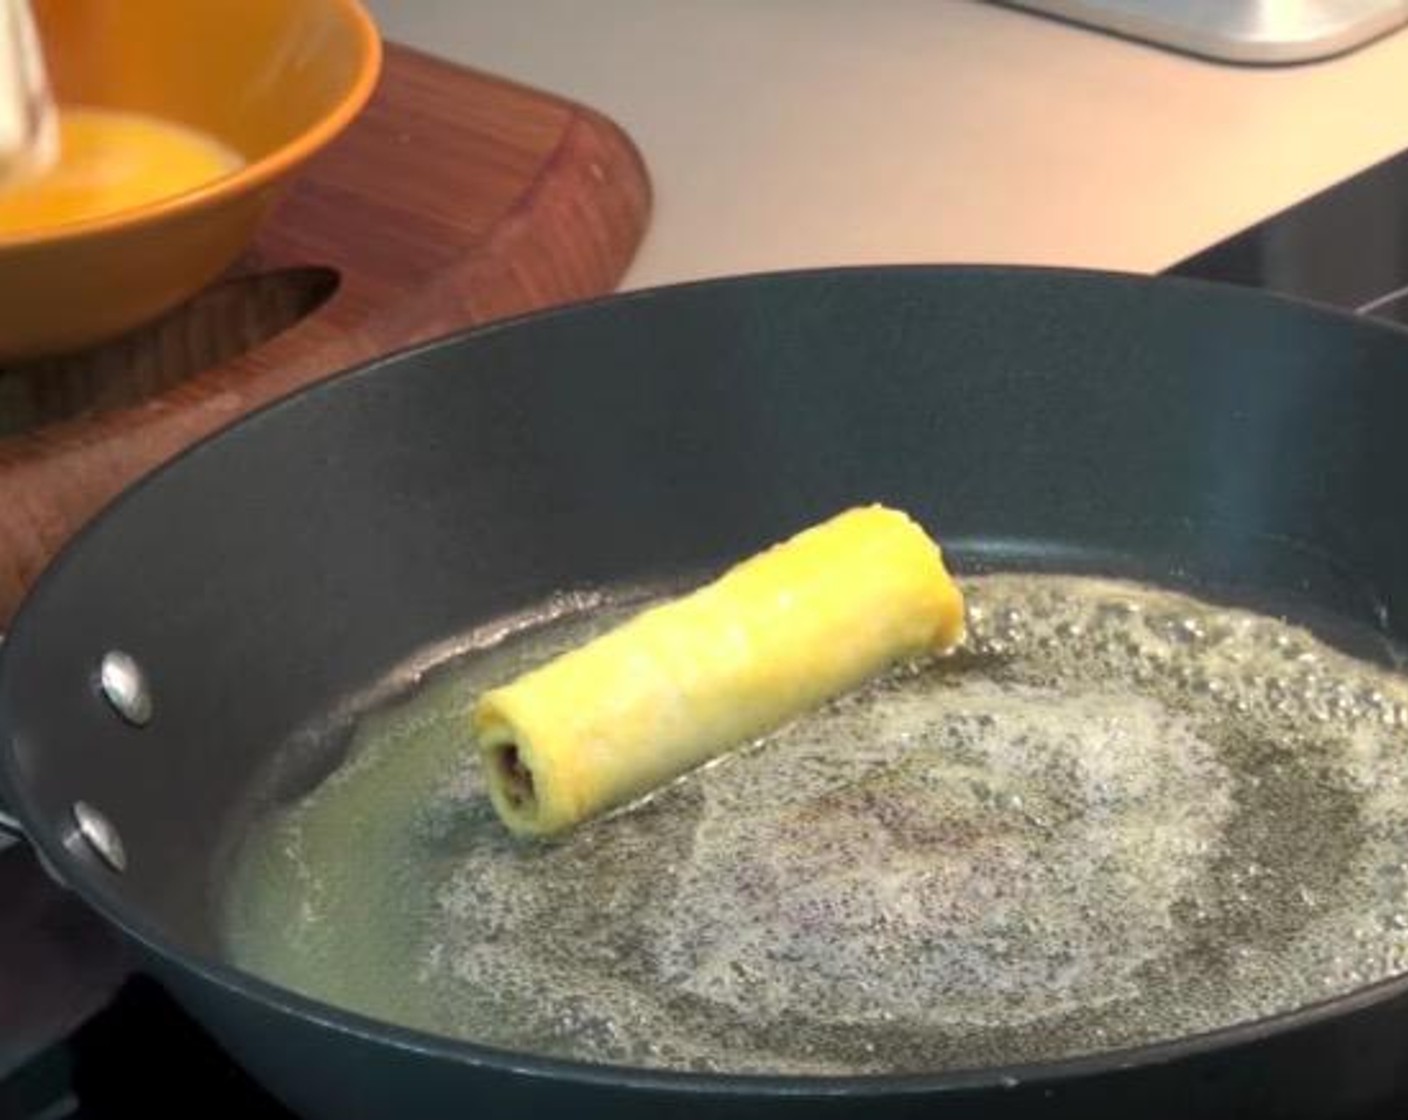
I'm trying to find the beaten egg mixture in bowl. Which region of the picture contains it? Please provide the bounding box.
[0,108,244,236]
[0,0,380,361]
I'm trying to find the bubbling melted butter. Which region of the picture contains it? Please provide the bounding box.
[0,107,243,235]
[223,574,1408,1075]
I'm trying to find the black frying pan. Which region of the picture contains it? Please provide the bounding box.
[3,266,1408,1119]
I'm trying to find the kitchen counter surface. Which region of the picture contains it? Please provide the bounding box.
[365,0,1408,289]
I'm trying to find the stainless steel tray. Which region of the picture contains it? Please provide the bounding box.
[1001,0,1408,63]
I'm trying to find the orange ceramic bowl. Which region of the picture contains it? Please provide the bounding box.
[0,0,381,362]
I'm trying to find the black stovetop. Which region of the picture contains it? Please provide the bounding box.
[7,144,1408,1120]
[6,977,291,1120]
[1168,144,1408,323]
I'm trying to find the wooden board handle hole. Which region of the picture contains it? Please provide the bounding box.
[0,266,340,437]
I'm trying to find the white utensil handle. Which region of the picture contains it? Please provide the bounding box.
[0,0,56,185]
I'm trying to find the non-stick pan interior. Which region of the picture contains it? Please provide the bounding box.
[3,265,1408,996]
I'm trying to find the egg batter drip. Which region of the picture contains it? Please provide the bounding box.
[224,575,1408,1075]
[0,107,242,235]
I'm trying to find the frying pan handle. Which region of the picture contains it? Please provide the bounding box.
[0,774,22,843]
[0,631,18,844]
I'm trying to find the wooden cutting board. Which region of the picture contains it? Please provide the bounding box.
[0,43,651,623]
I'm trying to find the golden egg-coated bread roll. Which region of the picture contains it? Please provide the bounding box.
[474,505,965,836]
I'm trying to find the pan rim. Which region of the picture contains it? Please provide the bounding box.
[6,260,1408,1098]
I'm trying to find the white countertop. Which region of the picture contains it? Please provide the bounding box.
[363,0,1408,289]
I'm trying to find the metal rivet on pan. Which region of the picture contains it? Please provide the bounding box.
[72,801,126,873]
[98,650,152,726]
